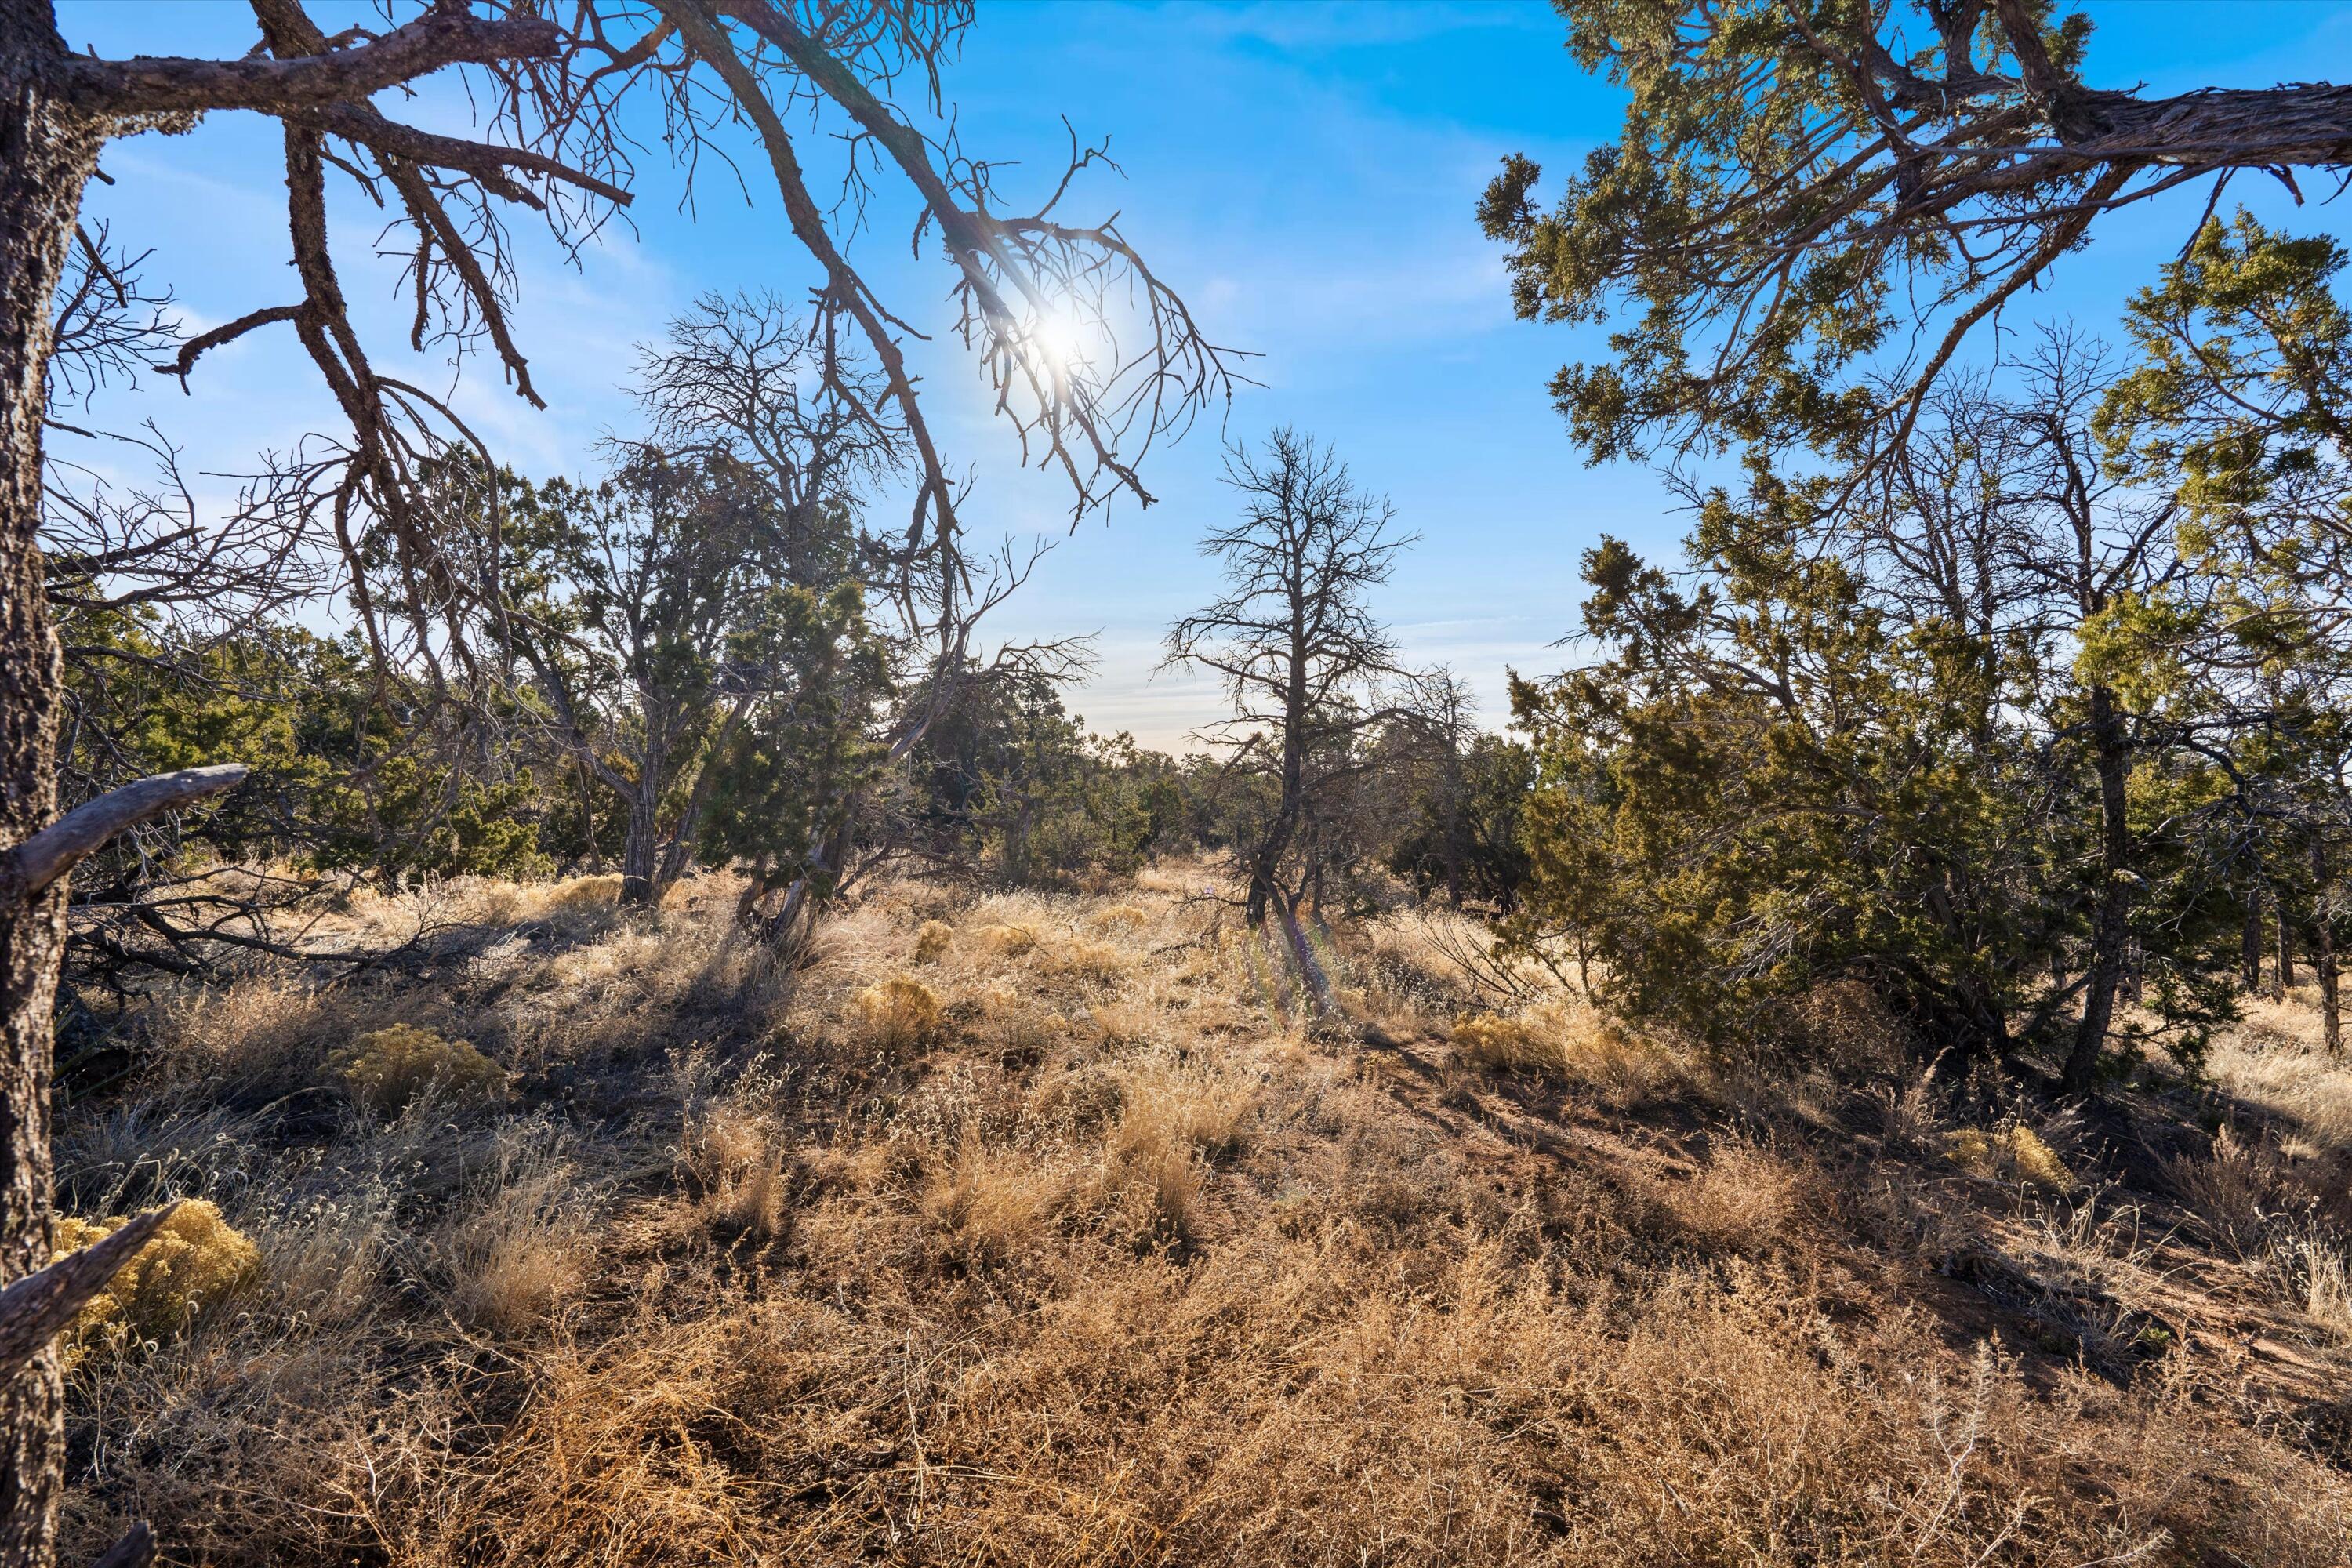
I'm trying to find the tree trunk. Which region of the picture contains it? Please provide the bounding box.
[2318,842,2341,1051]
[2243,898,2267,993]
[2319,915,2341,1052]
[2278,902,2296,996]
[2062,686,2129,1094]
[575,758,601,873]
[1439,758,1464,909]
[733,851,771,929]
[0,13,103,1561]
[618,794,658,906]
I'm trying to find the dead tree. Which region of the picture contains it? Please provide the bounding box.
[0,5,1238,1561]
[1164,428,1421,1018]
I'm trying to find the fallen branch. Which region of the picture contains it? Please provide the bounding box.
[0,1204,173,1379]
[2,764,248,903]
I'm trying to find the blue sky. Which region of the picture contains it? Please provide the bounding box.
[55,0,2352,750]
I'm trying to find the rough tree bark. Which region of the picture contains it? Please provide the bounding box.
[0,9,105,1553]
[2062,685,2131,1094]
[2244,897,2267,994]
[2278,904,2297,996]
[2317,842,2342,1052]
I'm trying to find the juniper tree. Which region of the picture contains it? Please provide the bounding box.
[1479,0,2352,474]
[1512,344,2245,1080]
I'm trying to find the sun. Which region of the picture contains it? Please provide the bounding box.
[1022,309,1091,383]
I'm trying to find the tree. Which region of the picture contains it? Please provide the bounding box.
[504,450,811,907]
[1165,429,1420,1015]
[0,5,1234,1560]
[2096,212,2352,1048]
[1385,730,1534,913]
[1511,343,2247,1081]
[1479,0,2352,474]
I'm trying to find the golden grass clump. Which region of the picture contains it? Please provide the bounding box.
[913,919,954,964]
[923,1134,1068,1268]
[1944,1123,2074,1191]
[1044,938,1130,985]
[682,1104,788,1242]
[543,872,622,909]
[1090,903,1149,931]
[851,975,946,1053]
[972,923,1038,958]
[54,1200,260,1360]
[328,1024,507,1116]
[1451,1002,1683,1102]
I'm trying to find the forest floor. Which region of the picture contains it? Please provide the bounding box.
[49,862,2352,1565]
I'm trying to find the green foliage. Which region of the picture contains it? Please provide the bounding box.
[911,671,1196,886]
[60,614,554,885]
[699,578,892,891]
[1510,508,2236,1066]
[1381,734,1534,909]
[1480,2,2146,466]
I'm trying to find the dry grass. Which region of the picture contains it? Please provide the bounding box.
[2209,996,2352,1151]
[48,868,2352,1567]
[850,975,945,1054]
[1451,1000,1689,1103]
[970,921,1038,958]
[437,1120,593,1334]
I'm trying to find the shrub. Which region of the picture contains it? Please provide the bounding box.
[1045,939,1129,985]
[852,976,945,1053]
[1945,1123,2074,1191]
[54,1200,261,1363]
[329,1024,507,1116]
[972,923,1038,958]
[913,920,954,964]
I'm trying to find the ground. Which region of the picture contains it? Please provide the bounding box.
[48,865,2352,1565]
